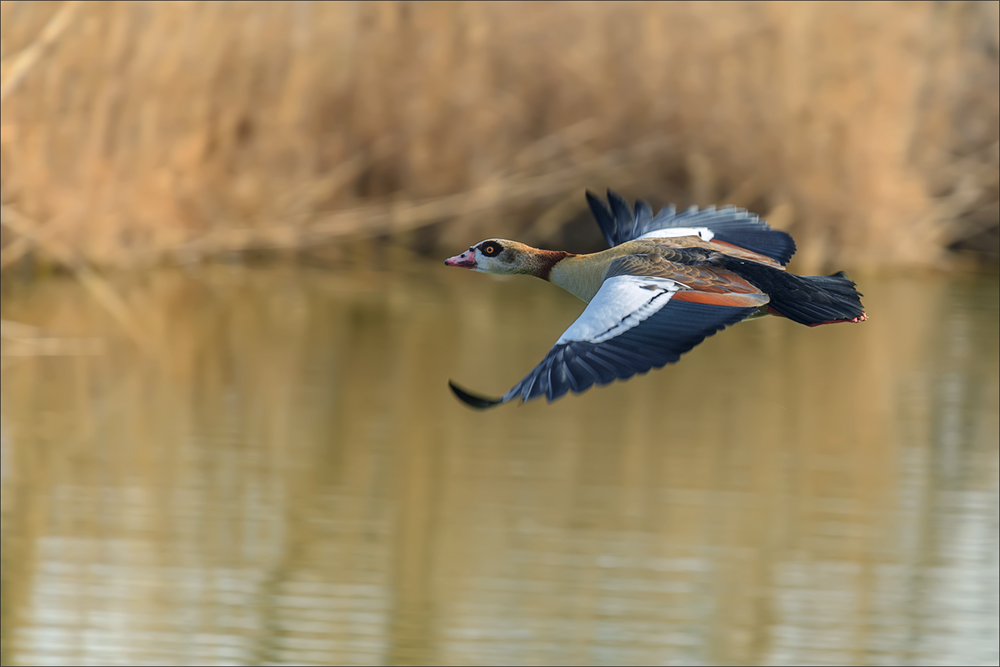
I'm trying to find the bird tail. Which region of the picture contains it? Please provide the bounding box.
[713,257,867,327]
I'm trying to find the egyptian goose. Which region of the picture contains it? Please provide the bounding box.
[444,190,867,409]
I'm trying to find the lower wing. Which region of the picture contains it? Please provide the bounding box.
[450,272,765,408]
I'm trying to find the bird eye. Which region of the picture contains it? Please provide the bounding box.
[480,242,502,256]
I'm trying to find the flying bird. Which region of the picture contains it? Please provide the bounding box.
[444,189,866,409]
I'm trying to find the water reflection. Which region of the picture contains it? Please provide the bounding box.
[1,262,997,666]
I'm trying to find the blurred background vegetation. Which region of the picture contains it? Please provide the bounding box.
[1,0,997,276]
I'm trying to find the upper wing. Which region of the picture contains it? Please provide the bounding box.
[449,261,767,409]
[586,189,797,265]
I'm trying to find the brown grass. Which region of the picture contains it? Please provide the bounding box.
[0,1,997,273]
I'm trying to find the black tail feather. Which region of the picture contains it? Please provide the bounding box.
[713,259,867,327]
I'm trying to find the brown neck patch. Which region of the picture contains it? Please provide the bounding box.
[531,250,573,280]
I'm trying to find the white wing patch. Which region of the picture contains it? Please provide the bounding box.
[637,226,715,242]
[556,275,682,345]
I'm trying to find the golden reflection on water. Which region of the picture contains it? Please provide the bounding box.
[1,261,998,666]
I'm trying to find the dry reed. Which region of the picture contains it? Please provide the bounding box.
[0,1,997,274]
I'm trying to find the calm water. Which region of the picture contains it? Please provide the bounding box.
[1,261,997,666]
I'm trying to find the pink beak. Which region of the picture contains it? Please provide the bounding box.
[444,249,476,268]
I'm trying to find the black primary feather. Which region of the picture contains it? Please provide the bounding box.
[449,380,504,410]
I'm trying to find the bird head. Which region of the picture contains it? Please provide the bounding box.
[444,239,535,275]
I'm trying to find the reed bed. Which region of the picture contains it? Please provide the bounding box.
[0,1,997,275]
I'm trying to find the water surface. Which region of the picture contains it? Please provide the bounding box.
[1,261,997,666]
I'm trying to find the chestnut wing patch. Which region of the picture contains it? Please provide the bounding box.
[605,254,770,309]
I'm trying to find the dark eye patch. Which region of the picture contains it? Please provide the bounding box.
[478,241,503,257]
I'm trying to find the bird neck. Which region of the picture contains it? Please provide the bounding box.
[548,253,611,302]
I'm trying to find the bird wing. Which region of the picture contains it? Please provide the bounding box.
[586,189,797,265]
[449,255,768,409]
